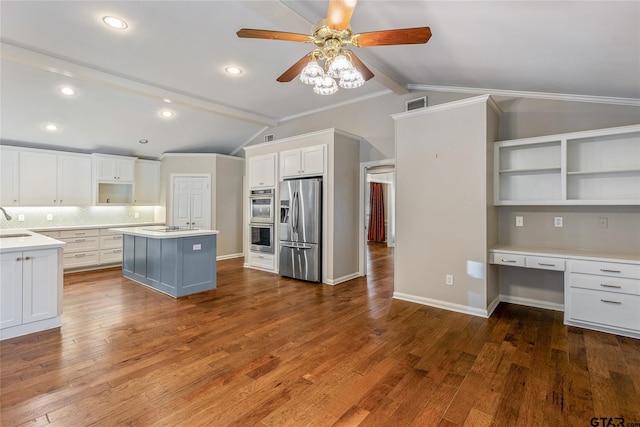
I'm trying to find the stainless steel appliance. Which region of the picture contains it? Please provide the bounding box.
[249,188,275,224]
[279,178,321,282]
[249,223,274,253]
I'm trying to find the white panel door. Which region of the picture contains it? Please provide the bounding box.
[172,176,211,228]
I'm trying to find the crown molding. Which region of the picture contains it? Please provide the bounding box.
[407,84,640,107]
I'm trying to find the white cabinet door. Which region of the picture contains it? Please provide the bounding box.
[0,252,23,329]
[57,153,92,206]
[280,150,302,178]
[135,160,160,205]
[249,154,276,188]
[0,147,19,205]
[280,145,325,179]
[117,159,135,182]
[173,176,211,228]
[19,151,58,206]
[22,249,58,324]
[94,155,135,182]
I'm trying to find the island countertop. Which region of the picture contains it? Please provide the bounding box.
[109,226,220,239]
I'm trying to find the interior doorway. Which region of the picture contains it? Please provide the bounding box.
[359,160,395,277]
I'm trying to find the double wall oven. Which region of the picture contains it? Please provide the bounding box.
[249,188,275,253]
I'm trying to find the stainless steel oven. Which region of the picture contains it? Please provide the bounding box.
[249,188,275,224]
[249,223,274,253]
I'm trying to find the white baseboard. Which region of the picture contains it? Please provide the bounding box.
[392,292,490,318]
[0,316,62,340]
[499,295,564,312]
[324,272,361,286]
[216,253,243,261]
[487,296,501,317]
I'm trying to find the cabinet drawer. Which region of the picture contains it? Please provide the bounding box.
[60,229,99,239]
[37,231,60,238]
[100,235,123,249]
[568,287,640,331]
[569,260,640,279]
[569,273,640,296]
[525,256,565,271]
[490,252,525,267]
[100,228,123,236]
[249,252,275,270]
[63,251,99,269]
[100,249,122,264]
[63,237,99,252]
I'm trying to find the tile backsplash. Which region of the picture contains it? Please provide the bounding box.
[0,206,160,230]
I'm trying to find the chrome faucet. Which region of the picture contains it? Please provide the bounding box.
[0,207,12,220]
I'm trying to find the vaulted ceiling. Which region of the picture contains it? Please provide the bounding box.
[1,1,638,159]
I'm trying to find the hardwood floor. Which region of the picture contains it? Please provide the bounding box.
[2,242,639,426]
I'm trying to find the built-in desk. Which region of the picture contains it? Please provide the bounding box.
[490,246,640,339]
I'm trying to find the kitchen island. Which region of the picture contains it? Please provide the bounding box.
[110,226,219,298]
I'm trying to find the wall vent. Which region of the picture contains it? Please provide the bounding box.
[406,96,427,111]
[264,134,274,143]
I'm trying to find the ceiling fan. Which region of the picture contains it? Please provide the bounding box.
[236,0,432,95]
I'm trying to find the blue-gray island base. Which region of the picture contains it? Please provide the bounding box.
[111,227,218,298]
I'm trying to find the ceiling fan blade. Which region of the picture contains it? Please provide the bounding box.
[277,53,313,82]
[346,50,374,81]
[326,0,358,31]
[236,28,311,43]
[354,27,432,47]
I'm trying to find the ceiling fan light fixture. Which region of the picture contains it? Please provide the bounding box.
[339,69,364,89]
[327,53,354,79]
[313,75,338,95]
[300,60,324,85]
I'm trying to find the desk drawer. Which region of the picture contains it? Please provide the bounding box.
[569,273,640,296]
[491,252,525,267]
[570,260,640,279]
[568,287,640,331]
[525,256,565,271]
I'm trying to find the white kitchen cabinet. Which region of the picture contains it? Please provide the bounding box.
[16,149,92,206]
[0,248,60,331]
[280,145,325,180]
[0,146,19,206]
[495,124,640,205]
[134,159,160,205]
[249,154,276,188]
[248,251,275,271]
[60,229,100,270]
[93,154,135,182]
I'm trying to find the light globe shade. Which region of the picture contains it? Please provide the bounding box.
[313,76,338,95]
[339,69,364,89]
[300,60,324,85]
[327,54,354,78]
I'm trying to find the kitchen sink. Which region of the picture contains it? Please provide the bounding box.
[0,233,31,238]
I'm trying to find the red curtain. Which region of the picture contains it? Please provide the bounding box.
[368,182,386,242]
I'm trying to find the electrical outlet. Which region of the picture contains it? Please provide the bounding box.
[445,274,454,286]
[554,217,563,227]
[18,214,25,222]
[46,214,53,221]
[515,216,524,227]
[134,212,140,219]
[598,217,608,228]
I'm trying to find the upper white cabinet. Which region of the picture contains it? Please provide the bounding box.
[280,145,325,180]
[134,159,160,205]
[93,154,135,182]
[249,154,276,188]
[93,154,137,205]
[0,146,19,206]
[495,124,640,205]
[18,150,92,206]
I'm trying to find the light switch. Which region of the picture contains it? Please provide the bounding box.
[515,216,524,227]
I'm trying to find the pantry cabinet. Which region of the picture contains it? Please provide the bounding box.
[494,124,640,205]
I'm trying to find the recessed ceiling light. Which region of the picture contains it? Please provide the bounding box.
[225,66,243,75]
[103,16,128,30]
[159,110,175,119]
[139,139,149,144]
[43,123,59,131]
[59,86,76,96]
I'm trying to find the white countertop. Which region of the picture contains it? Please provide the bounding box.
[110,226,219,239]
[491,245,640,264]
[0,229,66,253]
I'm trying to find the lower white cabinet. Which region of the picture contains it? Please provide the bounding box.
[54,227,125,270]
[0,248,61,339]
[565,260,640,338]
[248,252,275,271]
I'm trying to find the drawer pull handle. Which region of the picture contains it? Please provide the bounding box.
[16,257,22,261]
[75,239,86,242]
[600,269,621,273]
[600,299,622,305]
[538,263,556,267]
[75,254,86,258]
[500,259,517,263]
[113,250,122,253]
[75,232,86,236]
[600,284,622,289]
[113,236,122,239]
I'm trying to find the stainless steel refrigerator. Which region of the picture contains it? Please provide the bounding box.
[279,177,322,282]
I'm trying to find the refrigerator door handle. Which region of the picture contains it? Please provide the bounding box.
[281,243,312,249]
[292,191,299,234]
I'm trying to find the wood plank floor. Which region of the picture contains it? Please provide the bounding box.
[2,242,639,426]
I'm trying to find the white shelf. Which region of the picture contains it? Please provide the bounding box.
[495,124,640,205]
